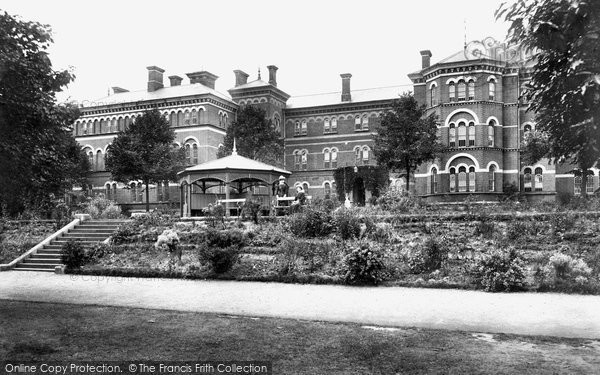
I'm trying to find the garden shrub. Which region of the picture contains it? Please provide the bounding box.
[334,208,361,240]
[204,228,245,249]
[550,212,578,235]
[505,219,545,240]
[276,238,337,275]
[132,210,174,227]
[342,242,385,285]
[376,189,423,213]
[240,199,262,224]
[155,229,181,261]
[111,222,140,244]
[288,206,333,238]
[203,203,225,229]
[537,252,593,290]
[61,240,87,269]
[199,246,240,274]
[368,222,393,243]
[472,247,526,292]
[81,195,122,219]
[406,237,448,274]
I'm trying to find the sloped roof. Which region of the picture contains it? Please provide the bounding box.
[437,50,469,64]
[87,83,234,107]
[287,85,407,109]
[230,79,271,90]
[180,151,290,175]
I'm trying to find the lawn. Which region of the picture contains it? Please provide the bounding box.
[0,300,599,374]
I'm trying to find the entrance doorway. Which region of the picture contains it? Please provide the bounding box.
[353,177,366,206]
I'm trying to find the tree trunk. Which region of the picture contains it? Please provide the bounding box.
[405,165,411,194]
[145,180,150,212]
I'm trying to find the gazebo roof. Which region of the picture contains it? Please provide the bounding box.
[178,146,290,176]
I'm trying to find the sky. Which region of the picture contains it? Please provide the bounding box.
[2,0,511,104]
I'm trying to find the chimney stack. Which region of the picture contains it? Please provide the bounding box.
[267,65,278,86]
[233,70,249,87]
[169,75,183,87]
[112,86,129,94]
[340,73,352,102]
[147,66,165,92]
[186,71,218,89]
[420,50,432,69]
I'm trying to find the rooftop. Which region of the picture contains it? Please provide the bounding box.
[286,85,409,109]
[180,149,290,175]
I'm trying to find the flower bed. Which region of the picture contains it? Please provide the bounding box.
[0,221,56,263]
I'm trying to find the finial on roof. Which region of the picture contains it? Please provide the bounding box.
[258,67,261,80]
[232,138,238,155]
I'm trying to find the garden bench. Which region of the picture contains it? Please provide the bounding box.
[273,196,312,215]
[216,198,247,216]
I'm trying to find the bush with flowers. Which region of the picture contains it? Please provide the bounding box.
[155,229,181,262]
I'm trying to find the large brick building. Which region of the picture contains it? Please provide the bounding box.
[73,41,598,210]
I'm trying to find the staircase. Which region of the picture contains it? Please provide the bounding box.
[14,220,126,272]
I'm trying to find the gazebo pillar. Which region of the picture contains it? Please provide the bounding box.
[180,184,184,217]
[186,184,192,217]
[224,182,231,217]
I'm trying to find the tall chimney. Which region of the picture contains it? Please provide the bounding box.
[233,70,249,87]
[340,73,352,102]
[420,50,432,69]
[187,71,218,89]
[169,75,183,87]
[147,66,165,92]
[267,65,278,86]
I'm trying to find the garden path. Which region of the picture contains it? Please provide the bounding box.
[1,271,599,339]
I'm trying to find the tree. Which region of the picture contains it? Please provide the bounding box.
[497,0,600,195]
[0,11,89,216]
[105,109,186,212]
[373,93,442,192]
[217,105,283,166]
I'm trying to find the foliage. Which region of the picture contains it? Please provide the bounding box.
[61,240,87,269]
[472,248,527,292]
[498,0,600,194]
[501,182,520,202]
[276,238,338,276]
[217,105,283,167]
[549,212,578,235]
[0,12,90,216]
[80,195,122,219]
[521,130,551,166]
[200,246,240,274]
[333,208,362,240]
[332,165,389,202]
[105,109,186,211]
[406,237,448,274]
[155,229,180,259]
[240,199,262,224]
[342,242,385,285]
[288,206,334,238]
[202,228,246,249]
[373,93,443,192]
[474,216,495,237]
[505,219,545,240]
[202,203,225,229]
[375,188,424,213]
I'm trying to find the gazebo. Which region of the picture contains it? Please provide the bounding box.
[177,143,291,217]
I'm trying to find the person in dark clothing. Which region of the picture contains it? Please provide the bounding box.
[274,175,289,215]
[291,186,306,213]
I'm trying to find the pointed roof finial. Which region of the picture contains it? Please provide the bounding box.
[232,138,238,155]
[258,67,261,80]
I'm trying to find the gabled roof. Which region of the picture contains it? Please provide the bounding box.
[286,85,406,109]
[180,151,290,175]
[87,83,234,108]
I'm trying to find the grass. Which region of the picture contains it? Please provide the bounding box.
[1,300,599,374]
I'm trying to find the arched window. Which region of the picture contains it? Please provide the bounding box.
[117,118,124,132]
[488,165,496,191]
[93,120,99,134]
[177,111,184,127]
[95,150,103,171]
[524,167,532,192]
[523,124,532,137]
[331,117,338,132]
[362,146,370,164]
[431,168,438,194]
[468,122,475,146]
[458,123,466,147]
[449,167,456,192]
[468,166,476,192]
[111,118,116,132]
[488,79,496,100]
[294,151,301,170]
[587,171,595,194]
[324,118,330,133]
[105,183,112,199]
[324,182,331,199]
[301,150,307,170]
[185,144,191,165]
[294,121,301,136]
[112,183,117,200]
[331,148,338,168]
[468,80,475,100]
[192,144,198,164]
[301,120,307,135]
[323,149,330,169]
[355,147,361,163]
[458,166,467,192]
[449,123,456,147]
[534,167,543,191]
[169,113,177,127]
[449,83,456,102]
[457,80,466,101]
[430,85,437,106]
[274,116,281,133]
[488,120,496,147]
[124,116,131,130]
[191,109,198,125]
[574,174,582,195]
[86,150,94,170]
[355,116,361,131]
[362,115,369,130]
[223,113,228,127]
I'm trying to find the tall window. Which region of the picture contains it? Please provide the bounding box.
[331,118,338,132]
[170,113,176,127]
[457,80,466,101]
[534,167,543,191]
[523,124,532,137]
[468,80,475,100]
[96,150,103,171]
[184,111,190,126]
[324,182,331,199]
[449,168,456,192]
[105,183,112,199]
[191,110,198,125]
[362,147,369,164]
[125,116,131,130]
[87,150,93,170]
[524,167,532,192]
[301,120,307,135]
[449,123,456,147]
[355,116,361,131]
[430,85,437,106]
[118,118,124,132]
[488,79,496,100]
[587,172,595,194]
[468,122,475,146]
[488,120,496,147]
[111,119,116,132]
[323,149,330,169]
[331,148,338,168]
[431,168,438,194]
[185,144,191,165]
[294,121,301,136]
[192,144,198,164]
[458,123,466,147]
[458,166,467,192]
[324,118,330,133]
[274,116,281,133]
[177,111,184,127]
[294,151,301,170]
[449,83,456,102]
[362,115,369,130]
[301,150,307,170]
[355,147,361,163]
[112,183,117,200]
[488,165,496,191]
[468,166,476,192]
